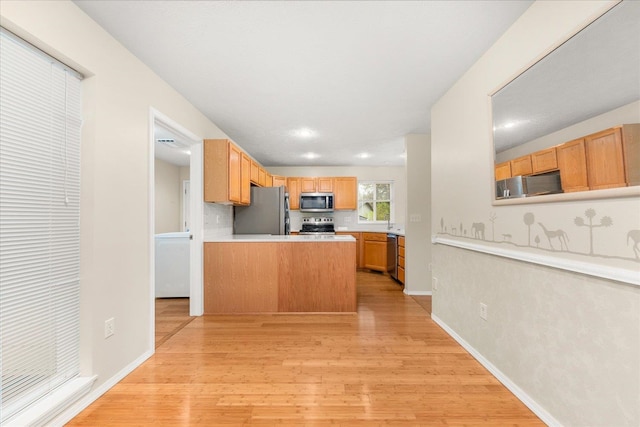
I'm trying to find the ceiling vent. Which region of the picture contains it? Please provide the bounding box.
[156,137,191,150]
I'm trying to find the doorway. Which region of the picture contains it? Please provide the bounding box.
[150,109,203,350]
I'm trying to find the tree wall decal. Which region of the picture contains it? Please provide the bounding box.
[523,212,534,246]
[574,209,613,255]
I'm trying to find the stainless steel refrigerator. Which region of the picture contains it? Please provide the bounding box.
[234,186,290,235]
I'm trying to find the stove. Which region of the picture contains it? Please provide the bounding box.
[299,217,335,235]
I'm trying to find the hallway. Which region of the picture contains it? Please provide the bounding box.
[68,272,542,426]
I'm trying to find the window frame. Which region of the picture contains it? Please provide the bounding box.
[357,180,394,224]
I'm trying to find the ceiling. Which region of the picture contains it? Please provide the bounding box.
[74,0,533,167]
[492,0,640,154]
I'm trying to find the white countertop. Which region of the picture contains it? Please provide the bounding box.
[205,234,356,243]
[304,228,405,236]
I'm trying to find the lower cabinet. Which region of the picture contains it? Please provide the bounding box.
[362,232,387,272]
[397,236,405,284]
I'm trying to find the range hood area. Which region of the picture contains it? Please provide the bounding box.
[496,171,563,199]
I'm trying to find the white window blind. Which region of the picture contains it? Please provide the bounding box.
[0,28,82,423]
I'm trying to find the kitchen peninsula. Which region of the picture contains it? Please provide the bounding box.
[204,234,356,314]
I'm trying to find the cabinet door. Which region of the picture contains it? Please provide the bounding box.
[585,127,626,190]
[301,177,316,193]
[495,162,511,181]
[250,160,260,185]
[510,155,532,176]
[334,177,357,210]
[266,173,273,187]
[204,139,229,203]
[272,175,287,188]
[557,138,589,192]
[317,177,333,192]
[228,143,242,203]
[258,167,267,187]
[622,124,640,186]
[240,153,251,205]
[363,240,387,272]
[287,178,301,210]
[531,147,558,174]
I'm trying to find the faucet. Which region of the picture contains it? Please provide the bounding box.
[387,216,393,230]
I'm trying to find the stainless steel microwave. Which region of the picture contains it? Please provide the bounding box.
[299,192,334,212]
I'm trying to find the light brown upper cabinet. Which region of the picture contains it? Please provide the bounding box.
[272,175,287,188]
[287,177,301,210]
[333,177,357,210]
[300,177,334,193]
[258,167,267,187]
[250,160,260,185]
[240,153,251,205]
[622,124,640,186]
[585,127,626,190]
[204,139,249,205]
[495,124,639,196]
[556,138,589,193]
[300,177,316,193]
[317,177,333,192]
[531,147,558,174]
[510,155,532,177]
[495,161,511,180]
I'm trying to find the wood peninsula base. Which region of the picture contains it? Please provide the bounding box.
[204,239,356,313]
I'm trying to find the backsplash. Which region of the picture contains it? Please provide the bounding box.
[290,210,404,233]
[203,202,233,239]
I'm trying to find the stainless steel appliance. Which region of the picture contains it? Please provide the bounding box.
[496,171,563,199]
[299,217,335,235]
[299,192,334,212]
[234,186,290,235]
[387,234,398,281]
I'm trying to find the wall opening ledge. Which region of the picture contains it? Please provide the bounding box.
[432,235,640,287]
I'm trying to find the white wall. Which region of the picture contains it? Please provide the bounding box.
[430,1,639,426]
[154,158,181,233]
[268,166,406,233]
[405,134,431,294]
[0,0,233,414]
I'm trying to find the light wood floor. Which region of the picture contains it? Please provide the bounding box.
[68,271,542,426]
[155,297,194,348]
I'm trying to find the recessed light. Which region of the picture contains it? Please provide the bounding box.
[356,153,371,159]
[302,152,319,159]
[291,127,317,139]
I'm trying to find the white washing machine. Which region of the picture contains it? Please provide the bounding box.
[154,232,190,298]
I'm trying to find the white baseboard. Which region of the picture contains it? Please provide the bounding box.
[47,349,154,427]
[431,314,562,427]
[404,289,432,296]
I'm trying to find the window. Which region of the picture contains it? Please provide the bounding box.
[358,181,393,223]
[0,28,82,423]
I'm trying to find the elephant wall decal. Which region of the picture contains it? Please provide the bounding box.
[471,222,485,240]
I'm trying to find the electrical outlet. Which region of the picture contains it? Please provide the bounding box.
[479,303,488,321]
[344,217,351,223]
[432,277,438,291]
[104,317,115,338]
